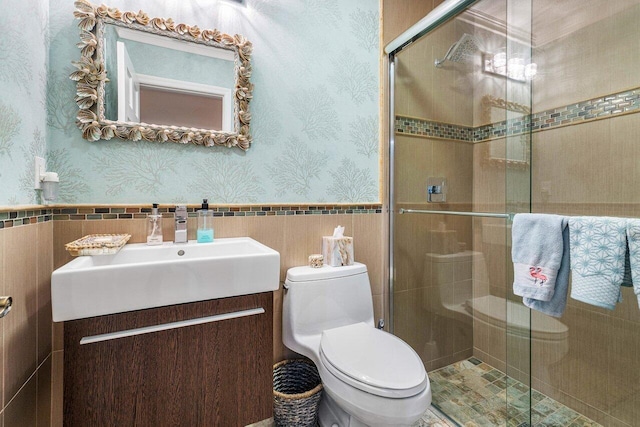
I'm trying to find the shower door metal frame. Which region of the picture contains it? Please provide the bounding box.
[386,0,478,333]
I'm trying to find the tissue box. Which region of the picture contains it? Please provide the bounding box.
[322,236,354,266]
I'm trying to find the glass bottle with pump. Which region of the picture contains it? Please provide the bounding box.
[146,203,163,245]
[197,199,214,243]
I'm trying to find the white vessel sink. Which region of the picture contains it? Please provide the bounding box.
[52,237,280,322]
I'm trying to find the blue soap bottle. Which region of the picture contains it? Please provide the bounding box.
[197,199,214,243]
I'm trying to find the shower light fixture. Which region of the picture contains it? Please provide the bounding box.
[483,51,537,82]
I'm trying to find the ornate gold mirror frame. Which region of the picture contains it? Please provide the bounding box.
[71,0,254,150]
[480,95,530,169]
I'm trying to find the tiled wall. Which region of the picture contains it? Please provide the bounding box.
[392,2,640,426]
[470,3,640,426]
[0,221,53,426]
[396,86,640,143]
[526,117,640,427]
[0,0,54,423]
[48,206,385,425]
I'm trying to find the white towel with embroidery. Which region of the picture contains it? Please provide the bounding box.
[512,213,569,302]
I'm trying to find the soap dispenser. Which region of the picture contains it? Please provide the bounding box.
[197,199,214,243]
[146,203,163,245]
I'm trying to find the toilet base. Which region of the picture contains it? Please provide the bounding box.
[318,392,367,427]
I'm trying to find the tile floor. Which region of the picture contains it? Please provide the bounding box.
[250,406,454,427]
[429,358,602,427]
[413,407,457,426]
[257,357,602,427]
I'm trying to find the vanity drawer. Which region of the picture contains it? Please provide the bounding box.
[63,292,273,427]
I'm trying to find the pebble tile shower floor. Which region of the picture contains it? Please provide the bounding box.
[428,358,602,427]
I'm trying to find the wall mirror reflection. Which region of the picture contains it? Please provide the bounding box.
[481,95,530,167]
[72,0,254,150]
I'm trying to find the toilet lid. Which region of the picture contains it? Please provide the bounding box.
[320,323,428,398]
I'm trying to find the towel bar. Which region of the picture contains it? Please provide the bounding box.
[398,208,510,219]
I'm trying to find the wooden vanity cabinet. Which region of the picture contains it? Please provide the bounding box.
[63,292,273,427]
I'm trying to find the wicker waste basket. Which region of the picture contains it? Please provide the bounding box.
[273,359,323,427]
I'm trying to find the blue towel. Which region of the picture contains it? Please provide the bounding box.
[523,224,571,317]
[569,217,628,310]
[627,219,640,308]
[512,214,569,302]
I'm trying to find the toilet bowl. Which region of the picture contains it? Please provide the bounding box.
[283,263,431,427]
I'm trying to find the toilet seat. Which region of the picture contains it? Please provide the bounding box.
[319,322,428,399]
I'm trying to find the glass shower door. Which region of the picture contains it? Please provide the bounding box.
[390,0,533,425]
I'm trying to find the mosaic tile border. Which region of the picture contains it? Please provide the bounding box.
[396,87,640,142]
[394,118,474,142]
[0,205,383,227]
[0,209,53,230]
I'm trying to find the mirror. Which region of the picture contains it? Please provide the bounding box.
[480,95,530,168]
[71,0,254,150]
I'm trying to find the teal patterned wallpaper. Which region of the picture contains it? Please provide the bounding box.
[41,0,381,205]
[0,0,49,205]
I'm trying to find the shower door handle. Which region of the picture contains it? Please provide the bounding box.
[0,297,12,318]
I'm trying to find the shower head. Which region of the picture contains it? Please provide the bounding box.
[435,33,479,68]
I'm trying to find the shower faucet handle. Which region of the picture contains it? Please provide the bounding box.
[427,177,447,203]
[428,185,442,194]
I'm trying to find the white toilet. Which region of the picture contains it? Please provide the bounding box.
[282,263,431,427]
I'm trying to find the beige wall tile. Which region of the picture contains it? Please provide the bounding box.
[51,351,63,427]
[372,294,384,325]
[245,216,286,281]
[393,210,432,293]
[393,135,432,204]
[52,220,82,270]
[353,214,384,296]
[37,355,51,427]
[608,317,639,425]
[3,368,37,427]
[52,322,63,353]
[281,214,353,273]
[553,306,610,412]
[3,225,38,406]
[382,0,438,46]
[532,3,640,113]
[82,219,147,244]
[392,291,410,347]
[210,216,249,239]
[36,222,53,365]
[431,139,474,204]
[161,215,176,243]
[272,286,297,364]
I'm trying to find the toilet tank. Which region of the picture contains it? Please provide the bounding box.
[283,263,375,345]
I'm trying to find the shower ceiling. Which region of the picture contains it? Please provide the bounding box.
[469,0,639,47]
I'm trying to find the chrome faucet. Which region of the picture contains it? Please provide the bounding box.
[174,205,188,243]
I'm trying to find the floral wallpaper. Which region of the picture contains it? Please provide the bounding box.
[39,0,381,205]
[0,0,49,205]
